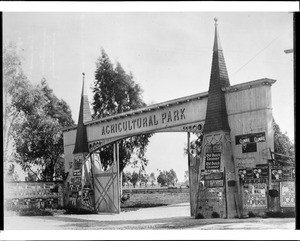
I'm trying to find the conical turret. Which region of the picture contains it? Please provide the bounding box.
[73,73,92,154]
[203,18,231,133]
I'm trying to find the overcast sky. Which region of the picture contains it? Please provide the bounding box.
[3,10,294,182]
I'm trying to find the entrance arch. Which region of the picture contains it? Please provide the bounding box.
[63,19,276,218]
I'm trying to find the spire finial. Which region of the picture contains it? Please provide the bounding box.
[81,72,86,96]
[213,17,222,51]
[214,17,218,25]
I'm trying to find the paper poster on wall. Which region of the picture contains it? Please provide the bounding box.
[243,183,267,209]
[256,164,269,178]
[271,169,283,180]
[280,182,295,207]
[205,152,221,170]
[235,132,265,153]
[291,168,295,179]
[242,142,257,153]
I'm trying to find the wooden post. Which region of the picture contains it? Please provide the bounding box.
[224,166,228,219]
[114,142,120,213]
[89,153,97,213]
[187,132,193,216]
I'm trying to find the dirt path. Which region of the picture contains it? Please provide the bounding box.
[4,203,295,230]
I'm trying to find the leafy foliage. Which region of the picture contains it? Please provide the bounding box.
[3,43,74,181]
[92,48,152,172]
[149,172,156,186]
[130,171,140,188]
[273,120,294,162]
[157,169,178,187]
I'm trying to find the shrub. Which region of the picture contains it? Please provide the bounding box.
[18,207,53,216]
[265,211,295,218]
[64,206,96,214]
[211,212,220,218]
[248,211,256,218]
[195,213,205,219]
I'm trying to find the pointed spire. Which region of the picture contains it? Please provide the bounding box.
[203,19,231,133]
[73,73,92,154]
[213,18,222,51]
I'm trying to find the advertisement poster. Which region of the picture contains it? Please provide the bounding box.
[235,132,265,153]
[271,169,283,180]
[280,182,295,207]
[243,183,267,209]
[205,152,221,170]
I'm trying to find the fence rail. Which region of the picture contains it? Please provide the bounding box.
[122,187,189,194]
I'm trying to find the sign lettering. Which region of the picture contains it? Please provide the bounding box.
[205,152,221,170]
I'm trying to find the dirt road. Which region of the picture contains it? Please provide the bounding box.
[4,203,295,230]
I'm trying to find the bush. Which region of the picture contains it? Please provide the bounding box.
[264,211,295,218]
[64,206,96,214]
[18,207,53,216]
[195,213,205,219]
[248,211,256,218]
[211,212,220,218]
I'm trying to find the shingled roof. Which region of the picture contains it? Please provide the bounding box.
[203,18,231,134]
[73,73,92,154]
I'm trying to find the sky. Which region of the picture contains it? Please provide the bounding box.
[3,7,295,182]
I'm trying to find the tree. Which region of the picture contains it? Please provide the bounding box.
[150,172,156,187]
[183,170,189,186]
[3,43,74,181]
[273,119,295,162]
[184,133,203,157]
[92,49,152,172]
[167,169,178,186]
[157,169,178,187]
[139,170,149,187]
[122,171,132,187]
[157,170,168,187]
[130,171,140,188]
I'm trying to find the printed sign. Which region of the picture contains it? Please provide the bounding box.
[280,182,295,207]
[205,152,221,170]
[235,157,256,169]
[291,168,295,179]
[243,183,267,209]
[271,169,283,180]
[208,180,224,187]
[235,132,266,145]
[235,132,265,153]
[203,172,224,180]
[282,169,291,179]
[256,164,269,178]
[242,142,257,153]
[73,170,82,177]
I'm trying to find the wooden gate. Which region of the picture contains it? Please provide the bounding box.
[92,143,120,213]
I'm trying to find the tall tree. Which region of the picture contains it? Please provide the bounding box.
[3,43,74,181]
[167,169,178,186]
[92,48,152,172]
[157,170,168,187]
[273,119,295,162]
[149,172,156,187]
[130,171,140,188]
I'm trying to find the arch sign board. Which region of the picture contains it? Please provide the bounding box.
[63,91,207,158]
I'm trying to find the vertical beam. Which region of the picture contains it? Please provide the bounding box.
[224,166,228,218]
[89,153,97,213]
[114,142,120,213]
[187,132,192,216]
